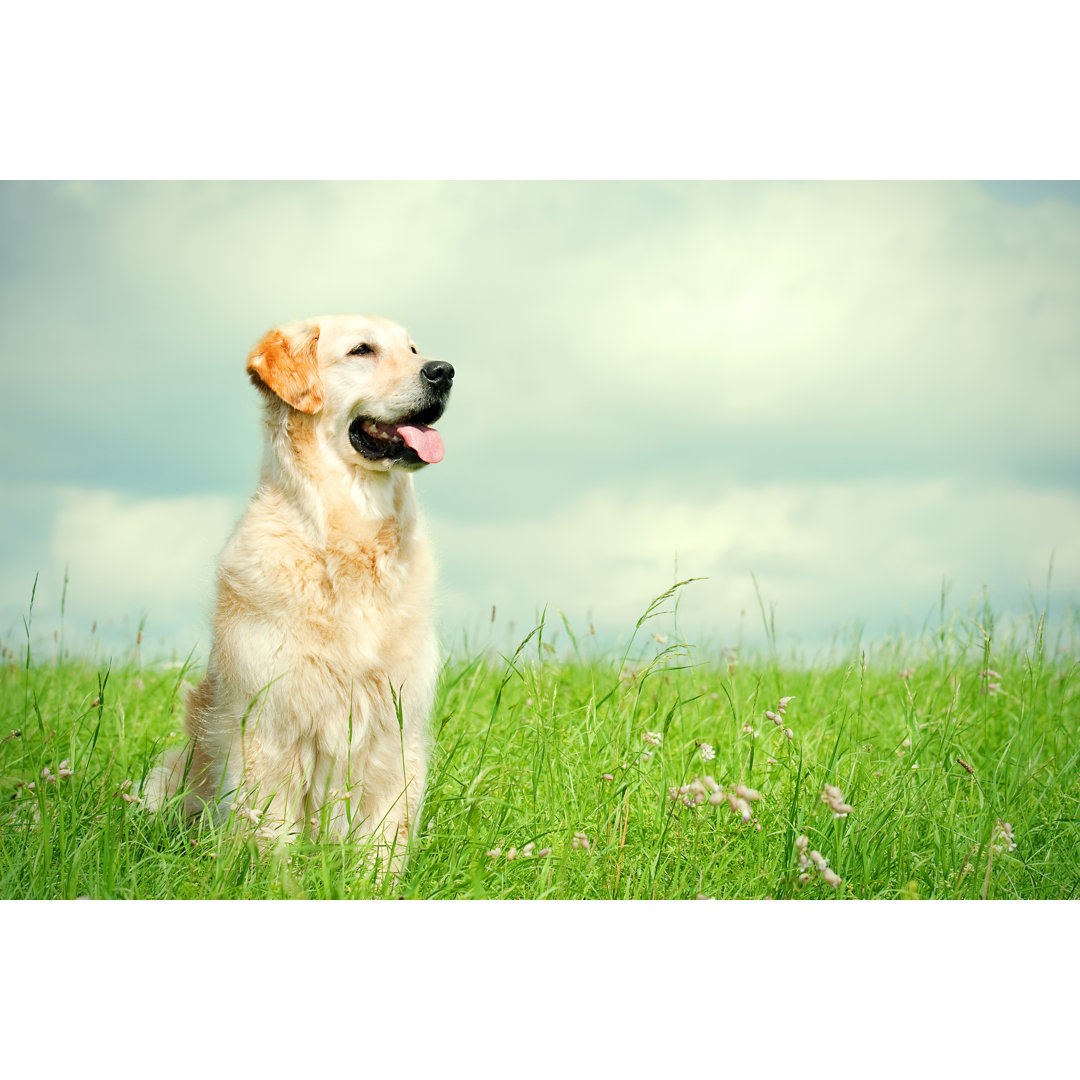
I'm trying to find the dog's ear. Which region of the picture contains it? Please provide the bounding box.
[246,321,324,413]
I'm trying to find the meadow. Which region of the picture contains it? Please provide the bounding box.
[2,584,1078,900]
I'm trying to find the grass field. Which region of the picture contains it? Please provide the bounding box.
[2,585,1078,900]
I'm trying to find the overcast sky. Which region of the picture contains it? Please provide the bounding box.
[2,181,1078,662]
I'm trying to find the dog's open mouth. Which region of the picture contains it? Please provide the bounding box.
[348,403,446,465]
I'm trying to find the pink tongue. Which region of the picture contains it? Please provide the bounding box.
[396,423,445,464]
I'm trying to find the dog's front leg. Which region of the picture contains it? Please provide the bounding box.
[224,734,311,847]
[353,735,428,878]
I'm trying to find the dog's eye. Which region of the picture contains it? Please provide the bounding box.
[348,343,374,357]
[410,345,418,354]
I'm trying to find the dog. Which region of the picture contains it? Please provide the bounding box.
[142,314,453,867]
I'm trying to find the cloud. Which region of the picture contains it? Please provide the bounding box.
[432,478,1079,648]
[43,487,241,653]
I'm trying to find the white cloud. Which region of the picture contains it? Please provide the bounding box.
[47,488,242,652]
[432,479,1080,648]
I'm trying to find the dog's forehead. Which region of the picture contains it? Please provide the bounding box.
[315,314,411,352]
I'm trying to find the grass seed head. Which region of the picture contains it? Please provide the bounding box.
[992,820,1017,854]
[821,867,842,889]
[821,785,854,817]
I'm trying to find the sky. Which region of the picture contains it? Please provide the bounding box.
[2,180,1079,662]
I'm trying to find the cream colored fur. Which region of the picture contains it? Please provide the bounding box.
[142,315,448,869]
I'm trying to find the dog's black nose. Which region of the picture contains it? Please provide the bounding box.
[421,361,455,389]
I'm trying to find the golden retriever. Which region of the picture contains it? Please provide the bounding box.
[142,314,453,867]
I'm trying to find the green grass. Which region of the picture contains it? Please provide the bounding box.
[3,590,1079,899]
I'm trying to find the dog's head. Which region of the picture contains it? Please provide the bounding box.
[247,314,453,472]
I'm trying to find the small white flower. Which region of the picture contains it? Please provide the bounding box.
[643,731,662,746]
[698,742,716,762]
[652,633,668,644]
[486,847,502,859]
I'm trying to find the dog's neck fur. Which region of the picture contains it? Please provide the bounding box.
[258,399,414,555]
